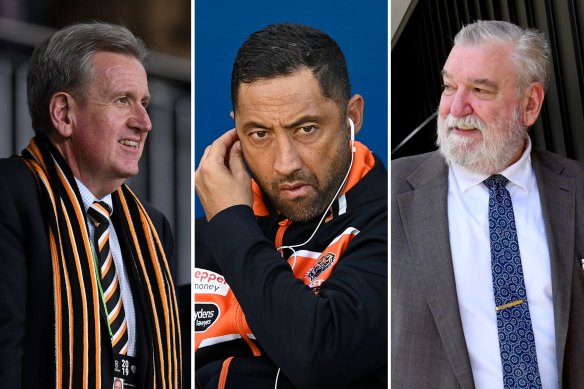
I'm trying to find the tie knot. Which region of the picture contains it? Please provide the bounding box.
[88,201,112,226]
[483,174,509,190]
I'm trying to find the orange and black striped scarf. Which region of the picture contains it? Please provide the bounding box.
[21,136,181,388]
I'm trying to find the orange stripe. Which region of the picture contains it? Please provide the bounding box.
[108,298,122,323]
[24,161,57,218]
[29,157,64,388]
[340,141,375,195]
[251,181,269,216]
[122,187,181,387]
[98,231,110,251]
[235,305,261,356]
[27,141,101,388]
[101,253,113,278]
[60,236,74,389]
[66,189,101,388]
[111,321,127,346]
[140,214,172,379]
[94,202,108,216]
[49,231,63,387]
[218,357,234,389]
[104,277,119,302]
[52,201,74,388]
[34,163,74,388]
[60,200,90,388]
[170,281,180,389]
[275,219,292,250]
[243,333,261,356]
[131,191,182,387]
[137,198,180,387]
[140,209,174,387]
[118,191,167,389]
[57,169,101,389]
[27,140,48,171]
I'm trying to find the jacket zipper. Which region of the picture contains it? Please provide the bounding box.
[275,218,292,249]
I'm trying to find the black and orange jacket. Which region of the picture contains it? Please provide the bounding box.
[195,142,387,389]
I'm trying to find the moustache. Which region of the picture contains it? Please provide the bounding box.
[272,171,317,188]
[443,114,487,133]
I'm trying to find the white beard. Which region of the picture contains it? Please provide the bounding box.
[436,108,527,175]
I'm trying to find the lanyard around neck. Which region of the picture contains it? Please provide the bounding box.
[89,235,114,338]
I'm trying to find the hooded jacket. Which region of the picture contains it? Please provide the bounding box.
[195,142,387,388]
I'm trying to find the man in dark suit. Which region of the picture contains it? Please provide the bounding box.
[392,20,584,388]
[0,22,181,388]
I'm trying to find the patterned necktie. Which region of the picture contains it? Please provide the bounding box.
[484,175,542,388]
[87,201,129,355]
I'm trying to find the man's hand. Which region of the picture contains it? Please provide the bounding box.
[195,129,253,221]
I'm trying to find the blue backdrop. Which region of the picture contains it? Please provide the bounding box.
[194,0,388,217]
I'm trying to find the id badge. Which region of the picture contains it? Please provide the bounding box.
[113,354,138,388]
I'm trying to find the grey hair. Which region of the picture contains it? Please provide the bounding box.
[27,22,149,135]
[453,20,551,93]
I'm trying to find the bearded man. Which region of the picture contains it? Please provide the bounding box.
[195,23,387,388]
[392,20,584,388]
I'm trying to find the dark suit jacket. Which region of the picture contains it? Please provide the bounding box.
[391,149,584,388]
[0,155,176,388]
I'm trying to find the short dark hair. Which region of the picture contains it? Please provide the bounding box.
[27,22,148,135]
[231,23,350,115]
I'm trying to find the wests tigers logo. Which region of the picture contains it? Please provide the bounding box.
[306,252,336,282]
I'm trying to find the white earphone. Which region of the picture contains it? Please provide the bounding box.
[274,116,357,389]
[277,117,356,267]
[349,117,356,156]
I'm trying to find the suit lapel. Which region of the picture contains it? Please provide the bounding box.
[531,150,575,380]
[397,152,475,388]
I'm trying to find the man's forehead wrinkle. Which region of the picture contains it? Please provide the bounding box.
[239,94,315,119]
[442,67,500,90]
[474,78,498,88]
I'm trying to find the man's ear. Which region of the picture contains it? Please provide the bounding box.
[346,94,364,136]
[49,92,76,138]
[522,82,544,127]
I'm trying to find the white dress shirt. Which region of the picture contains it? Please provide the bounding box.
[447,138,557,389]
[76,179,137,356]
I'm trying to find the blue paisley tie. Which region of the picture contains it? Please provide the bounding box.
[484,175,542,389]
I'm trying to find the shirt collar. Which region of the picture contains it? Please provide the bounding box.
[451,137,533,193]
[75,178,114,212]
